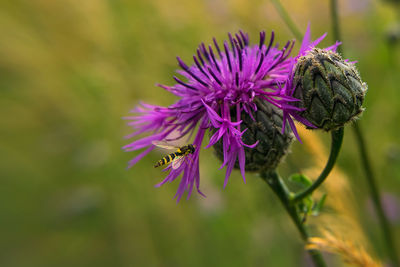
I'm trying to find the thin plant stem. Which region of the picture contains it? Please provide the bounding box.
[353,123,400,266]
[292,127,344,202]
[330,0,399,265]
[270,0,302,40]
[260,171,327,267]
[330,0,342,54]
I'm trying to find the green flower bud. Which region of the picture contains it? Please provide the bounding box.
[212,99,294,172]
[292,48,367,131]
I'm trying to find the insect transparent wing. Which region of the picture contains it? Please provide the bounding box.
[152,140,179,150]
[172,156,185,169]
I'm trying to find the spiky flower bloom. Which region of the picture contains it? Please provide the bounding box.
[283,26,367,132]
[124,30,299,201]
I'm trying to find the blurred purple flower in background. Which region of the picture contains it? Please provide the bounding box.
[367,193,400,223]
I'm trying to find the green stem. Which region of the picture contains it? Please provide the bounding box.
[353,123,400,266]
[292,128,344,202]
[330,1,399,265]
[330,0,342,54]
[270,0,302,40]
[260,171,326,267]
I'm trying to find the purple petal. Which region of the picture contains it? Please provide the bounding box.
[207,128,225,148]
[201,100,223,127]
[238,146,246,183]
[223,153,236,188]
[299,23,312,54]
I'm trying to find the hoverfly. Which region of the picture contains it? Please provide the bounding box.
[152,141,196,169]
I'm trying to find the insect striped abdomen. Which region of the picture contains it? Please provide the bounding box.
[154,152,177,168]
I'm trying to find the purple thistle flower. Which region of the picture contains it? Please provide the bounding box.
[124,30,301,201]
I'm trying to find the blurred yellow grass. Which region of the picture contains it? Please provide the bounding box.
[307,231,382,267]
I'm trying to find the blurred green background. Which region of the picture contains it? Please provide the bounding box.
[1,0,400,266]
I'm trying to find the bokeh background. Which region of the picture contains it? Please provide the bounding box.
[1,0,400,266]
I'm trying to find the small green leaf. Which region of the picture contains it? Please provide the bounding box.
[297,196,314,224]
[289,173,313,188]
[312,194,327,216]
[296,196,314,215]
[304,197,314,213]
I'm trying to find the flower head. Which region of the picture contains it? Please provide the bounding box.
[124,30,298,201]
[282,24,367,132]
[281,24,344,137]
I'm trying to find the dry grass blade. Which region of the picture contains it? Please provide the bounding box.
[306,231,382,267]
